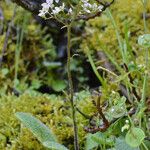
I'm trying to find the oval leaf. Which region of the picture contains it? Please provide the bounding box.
[138,34,150,47]
[125,127,145,147]
[85,134,98,150]
[116,138,140,150]
[91,132,114,146]
[15,112,57,143]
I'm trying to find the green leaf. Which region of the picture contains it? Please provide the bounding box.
[116,138,139,150]
[43,141,69,150]
[15,112,57,143]
[125,127,145,147]
[51,80,67,92]
[31,79,41,89]
[138,34,150,47]
[1,68,9,76]
[85,134,98,150]
[109,97,126,118]
[91,132,114,146]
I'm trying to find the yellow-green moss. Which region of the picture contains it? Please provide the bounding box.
[0,1,57,95]
[80,0,150,97]
[81,0,150,63]
[0,92,95,149]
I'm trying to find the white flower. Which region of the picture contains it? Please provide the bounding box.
[52,7,61,14]
[121,124,130,132]
[81,0,103,14]
[38,2,50,18]
[112,91,116,94]
[111,108,115,112]
[38,0,64,17]
[98,5,103,11]
[92,3,98,9]
[121,120,130,132]
[83,3,91,8]
[52,3,65,15]
[38,10,46,17]
[46,0,53,5]
[38,0,52,17]
[125,120,129,124]
[41,3,50,11]
[68,8,73,14]
[84,9,91,13]
[55,0,59,3]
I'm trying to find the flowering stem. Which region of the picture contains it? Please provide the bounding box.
[141,0,148,106]
[67,24,79,150]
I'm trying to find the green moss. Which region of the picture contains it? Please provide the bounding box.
[0,92,95,149]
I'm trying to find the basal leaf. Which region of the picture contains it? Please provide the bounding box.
[85,134,98,150]
[91,132,114,146]
[15,112,57,143]
[125,127,145,147]
[116,138,140,150]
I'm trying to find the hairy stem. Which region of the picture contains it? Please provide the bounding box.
[141,0,148,106]
[67,25,79,150]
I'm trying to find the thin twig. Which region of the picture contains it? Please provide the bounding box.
[84,106,137,134]
[96,96,109,127]
[76,107,91,119]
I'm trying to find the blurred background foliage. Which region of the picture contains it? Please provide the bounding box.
[1,0,150,96]
[80,0,150,100]
[0,0,89,96]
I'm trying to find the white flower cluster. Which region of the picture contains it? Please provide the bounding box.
[38,0,104,18]
[81,0,103,14]
[38,0,65,17]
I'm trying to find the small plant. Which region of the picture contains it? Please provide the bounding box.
[1,0,149,149]
[37,0,115,149]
